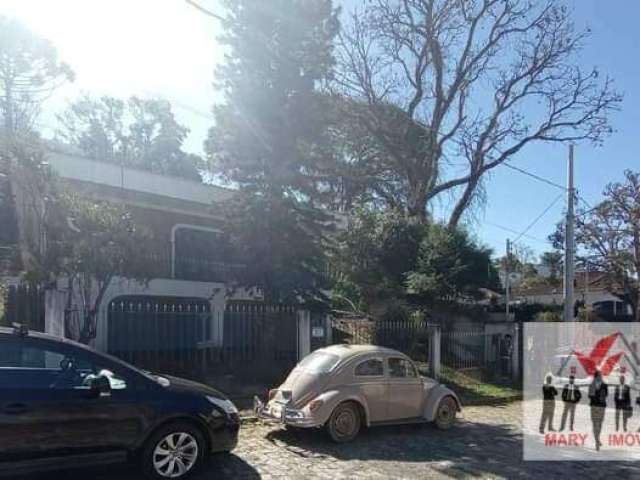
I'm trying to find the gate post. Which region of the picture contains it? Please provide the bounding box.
[428,324,441,380]
[297,310,311,361]
[325,313,333,346]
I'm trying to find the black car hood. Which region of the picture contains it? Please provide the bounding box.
[161,374,227,400]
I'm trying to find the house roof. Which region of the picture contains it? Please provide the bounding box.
[46,149,232,207]
[516,271,615,297]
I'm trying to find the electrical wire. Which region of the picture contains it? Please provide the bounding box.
[185,0,224,21]
[502,161,567,191]
[484,221,552,245]
[512,194,564,244]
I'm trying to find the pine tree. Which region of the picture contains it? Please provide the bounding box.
[206,0,340,302]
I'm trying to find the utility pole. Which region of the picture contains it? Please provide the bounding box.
[505,239,511,321]
[585,260,590,322]
[563,144,575,322]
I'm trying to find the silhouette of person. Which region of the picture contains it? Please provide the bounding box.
[560,375,581,431]
[539,375,558,434]
[614,375,632,432]
[588,370,608,451]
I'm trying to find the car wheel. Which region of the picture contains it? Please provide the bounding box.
[434,396,457,430]
[141,422,206,479]
[326,401,361,443]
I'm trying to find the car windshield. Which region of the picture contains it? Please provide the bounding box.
[297,352,340,374]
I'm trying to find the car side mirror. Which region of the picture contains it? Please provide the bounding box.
[89,375,112,398]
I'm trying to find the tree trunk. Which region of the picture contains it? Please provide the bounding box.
[448,176,479,229]
[407,185,428,223]
[79,276,112,345]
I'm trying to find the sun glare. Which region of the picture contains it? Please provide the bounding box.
[3,0,221,93]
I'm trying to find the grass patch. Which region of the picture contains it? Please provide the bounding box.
[440,366,522,405]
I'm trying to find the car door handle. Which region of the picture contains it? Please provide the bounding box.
[3,403,29,415]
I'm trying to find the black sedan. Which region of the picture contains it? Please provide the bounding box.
[0,325,239,479]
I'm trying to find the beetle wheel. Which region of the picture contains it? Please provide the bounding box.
[435,396,457,430]
[326,401,361,443]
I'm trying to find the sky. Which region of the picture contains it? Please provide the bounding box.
[1,0,638,259]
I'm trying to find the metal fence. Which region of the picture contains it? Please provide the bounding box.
[1,283,45,331]
[331,317,430,364]
[106,298,299,382]
[441,328,516,383]
[331,318,519,387]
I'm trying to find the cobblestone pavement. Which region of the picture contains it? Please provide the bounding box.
[17,402,640,479]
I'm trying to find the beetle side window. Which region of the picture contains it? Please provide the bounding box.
[355,359,383,377]
[388,358,417,378]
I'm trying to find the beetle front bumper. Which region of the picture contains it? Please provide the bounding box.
[253,396,321,428]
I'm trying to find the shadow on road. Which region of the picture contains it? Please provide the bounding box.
[11,453,260,480]
[264,410,640,479]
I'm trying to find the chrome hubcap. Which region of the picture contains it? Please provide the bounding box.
[153,432,198,478]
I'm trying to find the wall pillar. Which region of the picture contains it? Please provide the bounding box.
[297,310,311,361]
[428,324,441,380]
[512,323,521,381]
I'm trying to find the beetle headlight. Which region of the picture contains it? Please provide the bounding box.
[207,396,239,415]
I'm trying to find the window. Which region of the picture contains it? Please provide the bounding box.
[297,351,340,374]
[174,226,239,282]
[0,338,127,390]
[0,338,64,369]
[355,359,384,376]
[388,358,417,378]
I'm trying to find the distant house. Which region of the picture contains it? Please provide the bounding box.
[513,271,632,318]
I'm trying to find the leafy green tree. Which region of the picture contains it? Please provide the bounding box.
[56,95,203,181]
[333,209,426,312]
[56,195,154,343]
[335,210,498,313]
[7,141,153,342]
[206,0,340,301]
[407,224,498,303]
[540,251,563,283]
[0,16,74,137]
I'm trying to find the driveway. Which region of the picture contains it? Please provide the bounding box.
[15,402,640,479]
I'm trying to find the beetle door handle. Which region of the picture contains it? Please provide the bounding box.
[3,403,28,415]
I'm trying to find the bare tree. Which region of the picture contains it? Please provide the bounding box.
[334,0,621,225]
[574,171,640,321]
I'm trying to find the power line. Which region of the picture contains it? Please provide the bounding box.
[512,194,564,244]
[502,161,567,191]
[172,101,215,120]
[484,221,552,245]
[185,0,224,21]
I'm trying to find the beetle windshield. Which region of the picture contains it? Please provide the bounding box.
[297,351,340,374]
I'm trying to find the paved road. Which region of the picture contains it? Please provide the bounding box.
[16,402,640,479]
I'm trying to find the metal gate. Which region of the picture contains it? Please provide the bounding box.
[106,297,300,381]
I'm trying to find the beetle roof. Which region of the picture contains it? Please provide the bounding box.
[319,344,406,361]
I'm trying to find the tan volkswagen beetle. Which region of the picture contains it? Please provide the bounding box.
[254,344,461,442]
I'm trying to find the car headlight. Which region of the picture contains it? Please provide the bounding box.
[206,396,239,415]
